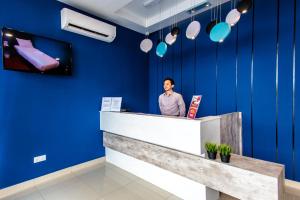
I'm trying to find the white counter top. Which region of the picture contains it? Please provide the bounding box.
[100,111,221,156]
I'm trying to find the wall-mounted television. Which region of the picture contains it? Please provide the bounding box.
[2,27,72,75]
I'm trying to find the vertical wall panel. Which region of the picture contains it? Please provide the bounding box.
[149,33,159,114]
[181,20,196,106]
[295,0,300,181]
[277,0,294,179]
[195,13,217,117]
[172,30,183,94]
[237,7,254,157]
[216,4,237,115]
[157,53,164,113]
[252,0,277,162]
[156,32,161,114]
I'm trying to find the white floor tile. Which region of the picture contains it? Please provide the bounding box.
[136,178,172,199]
[39,180,98,200]
[97,187,141,200]
[1,187,43,200]
[124,181,165,200]
[166,195,183,200]
[1,162,178,200]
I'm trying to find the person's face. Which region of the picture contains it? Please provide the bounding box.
[164,80,173,92]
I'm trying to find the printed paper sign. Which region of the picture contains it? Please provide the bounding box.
[187,95,202,119]
[101,97,122,112]
[110,97,122,112]
[101,97,112,111]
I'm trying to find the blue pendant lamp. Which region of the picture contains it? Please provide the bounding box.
[156,41,167,57]
[210,22,231,42]
[209,0,231,43]
[156,4,167,58]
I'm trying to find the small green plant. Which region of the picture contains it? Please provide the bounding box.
[218,144,232,156]
[205,142,218,153]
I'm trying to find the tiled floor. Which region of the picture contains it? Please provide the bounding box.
[1,162,181,200]
[4,162,297,200]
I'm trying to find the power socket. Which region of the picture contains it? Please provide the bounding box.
[33,155,46,163]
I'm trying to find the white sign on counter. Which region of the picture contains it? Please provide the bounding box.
[101,97,122,112]
[111,97,122,111]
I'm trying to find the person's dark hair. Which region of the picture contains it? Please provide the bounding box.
[163,77,175,85]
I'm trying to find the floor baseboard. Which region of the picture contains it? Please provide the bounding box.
[0,157,106,199]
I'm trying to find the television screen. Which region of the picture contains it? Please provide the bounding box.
[2,27,72,75]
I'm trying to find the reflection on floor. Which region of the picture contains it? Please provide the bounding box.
[2,161,298,200]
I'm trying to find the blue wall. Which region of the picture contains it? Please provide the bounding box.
[149,0,300,181]
[0,0,148,188]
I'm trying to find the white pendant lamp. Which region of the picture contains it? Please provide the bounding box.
[186,20,201,40]
[226,8,241,26]
[140,13,153,53]
[140,37,153,53]
[165,32,177,45]
[185,0,201,40]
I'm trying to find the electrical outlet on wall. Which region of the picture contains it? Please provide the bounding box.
[33,155,46,163]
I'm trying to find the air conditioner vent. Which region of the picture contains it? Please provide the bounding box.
[61,8,116,43]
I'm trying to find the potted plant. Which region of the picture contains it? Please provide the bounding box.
[205,142,218,160]
[218,144,232,163]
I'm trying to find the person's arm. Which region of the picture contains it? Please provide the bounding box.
[158,95,163,114]
[178,95,186,117]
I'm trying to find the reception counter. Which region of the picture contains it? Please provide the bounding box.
[100,111,227,156]
[100,111,284,200]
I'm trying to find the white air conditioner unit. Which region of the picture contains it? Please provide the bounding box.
[61,8,116,43]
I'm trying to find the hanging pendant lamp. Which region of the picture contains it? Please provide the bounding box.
[156,41,168,57]
[155,3,168,57]
[226,8,241,26]
[140,12,153,53]
[185,0,200,40]
[206,19,218,34]
[140,37,153,53]
[165,32,177,45]
[165,3,177,45]
[171,27,180,37]
[237,0,252,14]
[206,0,219,35]
[186,20,201,40]
[210,22,231,42]
[171,0,180,37]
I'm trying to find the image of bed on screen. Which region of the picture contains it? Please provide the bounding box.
[2,27,72,75]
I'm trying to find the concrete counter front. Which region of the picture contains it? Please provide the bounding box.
[100,111,284,200]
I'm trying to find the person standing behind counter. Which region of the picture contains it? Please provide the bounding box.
[159,77,186,117]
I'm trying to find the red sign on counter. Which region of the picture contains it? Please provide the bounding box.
[187,95,202,119]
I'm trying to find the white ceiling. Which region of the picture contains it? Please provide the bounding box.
[58,0,229,35]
